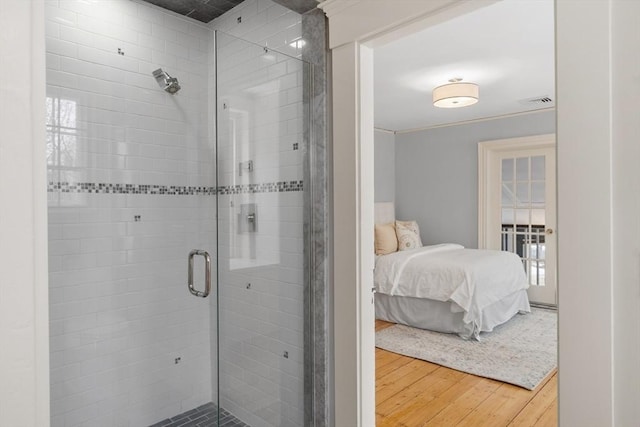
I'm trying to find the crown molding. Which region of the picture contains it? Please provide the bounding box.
[317,0,361,18]
[394,107,556,135]
[373,127,395,134]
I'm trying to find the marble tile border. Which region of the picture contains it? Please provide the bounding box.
[302,8,330,427]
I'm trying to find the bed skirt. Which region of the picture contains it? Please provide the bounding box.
[375,289,531,339]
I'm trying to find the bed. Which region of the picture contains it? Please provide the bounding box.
[374,202,531,340]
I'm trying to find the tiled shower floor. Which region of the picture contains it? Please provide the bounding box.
[149,402,250,427]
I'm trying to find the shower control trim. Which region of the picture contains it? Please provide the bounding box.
[188,249,211,298]
[238,160,253,176]
[239,203,257,233]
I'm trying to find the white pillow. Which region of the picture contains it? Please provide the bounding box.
[395,220,423,250]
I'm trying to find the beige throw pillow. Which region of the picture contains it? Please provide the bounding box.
[375,223,398,255]
[395,220,423,251]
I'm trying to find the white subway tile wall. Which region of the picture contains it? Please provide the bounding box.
[47,0,306,425]
[46,1,216,426]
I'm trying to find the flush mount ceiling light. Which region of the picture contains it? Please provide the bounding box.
[432,77,479,108]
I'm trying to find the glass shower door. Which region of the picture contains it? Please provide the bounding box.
[215,31,310,427]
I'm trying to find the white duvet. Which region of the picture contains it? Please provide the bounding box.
[374,244,529,332]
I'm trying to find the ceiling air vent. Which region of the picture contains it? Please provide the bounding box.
[518,96,554,105]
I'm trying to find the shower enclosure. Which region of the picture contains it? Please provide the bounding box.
[46,1,311,426]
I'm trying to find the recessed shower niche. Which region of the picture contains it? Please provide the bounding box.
[45,0,315,425]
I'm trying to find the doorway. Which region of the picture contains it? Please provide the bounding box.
[326,0,565,424]
[370,0,557,423]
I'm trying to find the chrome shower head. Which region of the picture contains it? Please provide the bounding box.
[164,76,181,94]
[152,68,181,95]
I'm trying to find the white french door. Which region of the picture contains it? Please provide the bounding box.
[479,135,557,306]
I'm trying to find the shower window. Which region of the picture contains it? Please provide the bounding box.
[46,96,84,206]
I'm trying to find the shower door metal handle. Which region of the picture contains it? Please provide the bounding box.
[188,249,211,298]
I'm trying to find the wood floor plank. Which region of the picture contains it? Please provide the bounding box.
[428,365,467,382]
[377,366,456,418]
[423,377,501,426]
[455,382,541,427]
[376,359,440,405]
[508,374,558,427]
[532,396,558,427]
[376,348,404,369]
[376,319,395,332]
[380,373,479,427]
[376,352,416,378]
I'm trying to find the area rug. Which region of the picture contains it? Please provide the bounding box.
[375,308,557,390]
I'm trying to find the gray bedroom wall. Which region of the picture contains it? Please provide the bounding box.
[374,129,396,202]
[394,110,556,249]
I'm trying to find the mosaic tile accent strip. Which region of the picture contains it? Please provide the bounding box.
[217,181,304,195]
[149,402,250,427]
[47,181,303,195]
[48,182,216,195]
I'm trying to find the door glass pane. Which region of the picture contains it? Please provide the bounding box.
[531,182,545,205]
[502,230,514,252]
[530,260,546,285]
[531,155,545,180]
[516,157,529,181]
[531,209,546,225]
[515,208,530,224]
[515,182,529,207]
[216,31,309,427]
[501,208,514,225]
[500,155,548,287]
[502,158,514,182]
[502,182,514,205]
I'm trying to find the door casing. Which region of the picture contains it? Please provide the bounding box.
[478,134,557,305]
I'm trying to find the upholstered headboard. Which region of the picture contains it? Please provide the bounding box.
[374,202,395,225]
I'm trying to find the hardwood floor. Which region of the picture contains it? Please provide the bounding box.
[375,320,557,427]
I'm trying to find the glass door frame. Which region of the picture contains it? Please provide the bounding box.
[213,29,315,426]
[478,134,557,306]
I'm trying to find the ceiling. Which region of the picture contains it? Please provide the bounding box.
[141,0,318,23]
[374,0,555,132]
[141,0,244,23]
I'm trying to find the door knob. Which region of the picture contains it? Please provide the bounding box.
[546,228,554,235]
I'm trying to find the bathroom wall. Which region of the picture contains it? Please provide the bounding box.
[211,2,307,426]
[45,1,215,425]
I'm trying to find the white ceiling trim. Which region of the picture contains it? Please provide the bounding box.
[394,107,555,135]
[316,0,355,17]
[373,127,396,134]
